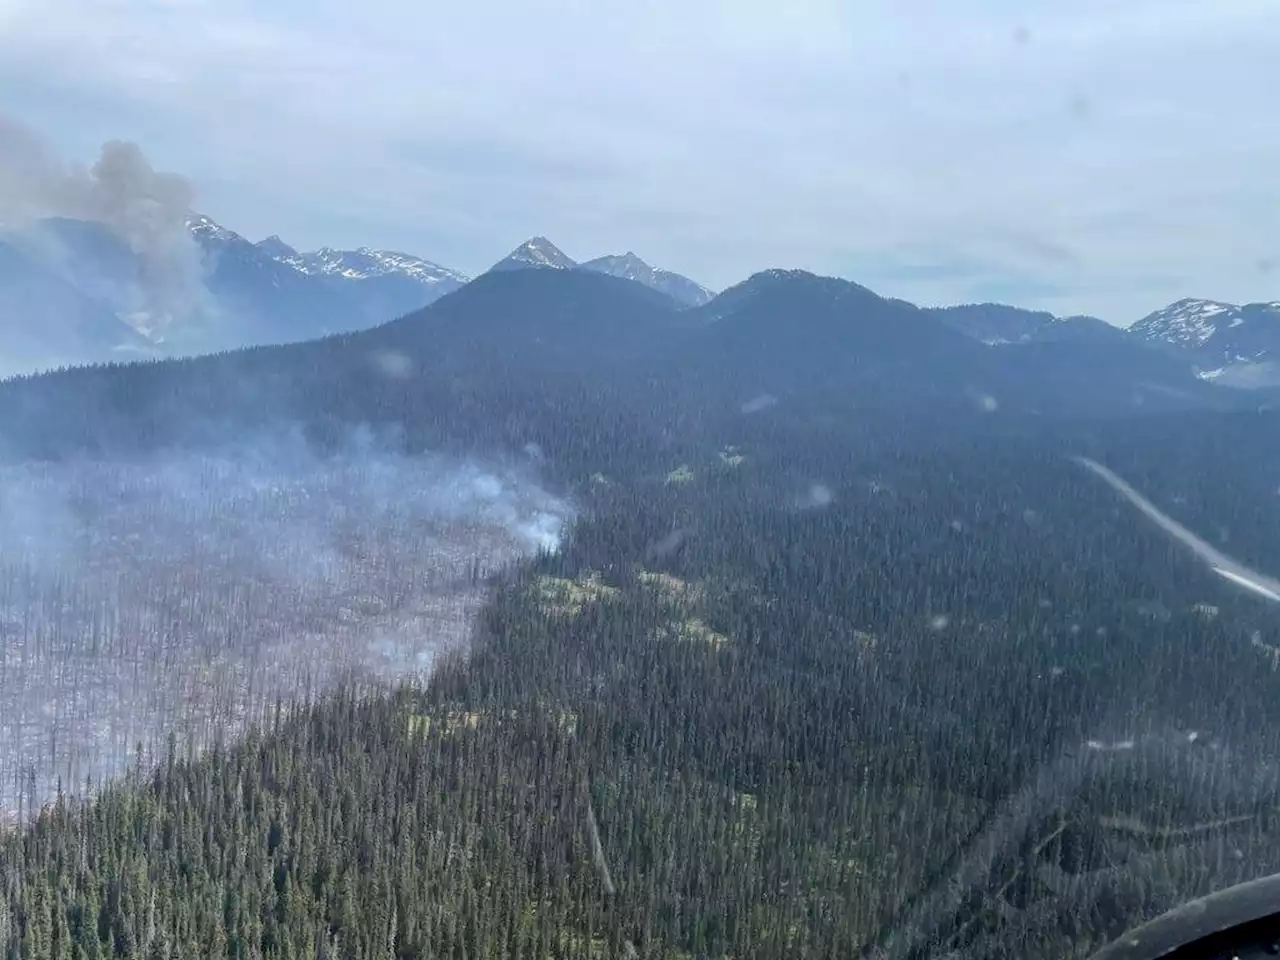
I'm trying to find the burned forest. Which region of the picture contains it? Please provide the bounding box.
[0,430,569,822]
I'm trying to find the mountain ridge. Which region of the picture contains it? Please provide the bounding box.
[1131,297,1280,388]
[487,236,716,306]
[274,243,470,287]
[930,302,1122,347]
[579,251,715,306]
[0,261,1253,470]
[3,209,1274,399]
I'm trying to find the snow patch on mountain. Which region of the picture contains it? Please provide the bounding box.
[580,252,715,306]
[1132,297,1280,388]
[488,237,577,273]
[278,246,470,286]
[186,214,241,245]
[1131,298,1237,348]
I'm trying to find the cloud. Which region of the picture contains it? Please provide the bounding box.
[2,0,1278,321]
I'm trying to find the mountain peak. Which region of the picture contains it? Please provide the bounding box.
[489,237,576,273]
[256,235,299,260]
[697,270,888,327]
[606,251,647,271]
[186,213,241,244]
[718,269,853,302]
[1132,298,1243,348]
[579,251,714,307]
[1131,297,1280,386]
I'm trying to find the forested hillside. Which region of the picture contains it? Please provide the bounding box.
[5,404,1280,958]
[0,268,1241,469]
[2,268,1280,960]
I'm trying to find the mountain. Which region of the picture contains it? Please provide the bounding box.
[12,217,162,334]
[487,240,714,306]
[930,303,1059,344]
[1131,298,1244,350]
[364,265,1223,425]
[1131,297,1280,388]
[659,270,989,429]
[264,242,468,294]
[667,270,1219,421]
[0,235,153,377]
[579,252,714,306]
[186,213,372,348]
[0,260,1250,463]
[0,266,691,462]
[193,215,470,339]
[371,266,684,370]
[255,238,469,327]
[1031,313,1132,344]
[1,212,471,376]
[488,236,577,272]
[686,269,975,375]
[254,234,299,260]
[932,302,1130,347]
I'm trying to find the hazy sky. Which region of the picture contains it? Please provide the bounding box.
[2,0,1277,322]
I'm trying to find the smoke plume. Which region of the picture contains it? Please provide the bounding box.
[0,114,206,332]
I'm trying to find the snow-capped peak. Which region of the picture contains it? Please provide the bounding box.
[186,213,242,244]
[1132,297,1280,386]
[347,247,469,285]
[489,237,577,273]
[1131,298,1238,348]
[258,242,469,288]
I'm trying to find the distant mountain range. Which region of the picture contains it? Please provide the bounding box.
[188,213,470,347]
[1,211,1275,395]
[1,264,1244,465]
[933,298,1280,389]
[0,213,471,376]
[0,219,718,378]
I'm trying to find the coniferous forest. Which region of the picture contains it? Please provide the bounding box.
[3,268,1280,959]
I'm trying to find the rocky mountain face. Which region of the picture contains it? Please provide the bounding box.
[579,252,714,306]
[1130,298,1280,388]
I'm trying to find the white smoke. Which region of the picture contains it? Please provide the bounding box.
[794,482,834,510]
[740,393,779,414]
[0,114,207,332]
[0,424,575,817]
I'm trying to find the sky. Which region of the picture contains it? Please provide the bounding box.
[1,0,1277,324]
